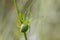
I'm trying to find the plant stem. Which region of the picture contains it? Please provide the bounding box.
[24,32,27,40]
[14,0,20,16]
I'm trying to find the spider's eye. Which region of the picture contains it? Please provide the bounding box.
[20,24,29,32]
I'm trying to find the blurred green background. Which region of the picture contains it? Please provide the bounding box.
[0,0,60,40]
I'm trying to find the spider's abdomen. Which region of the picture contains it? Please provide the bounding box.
[20,24,29,32]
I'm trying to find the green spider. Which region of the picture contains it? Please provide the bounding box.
[14,0,32,40]
[14,0,32,33]
[16,12,30,33]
